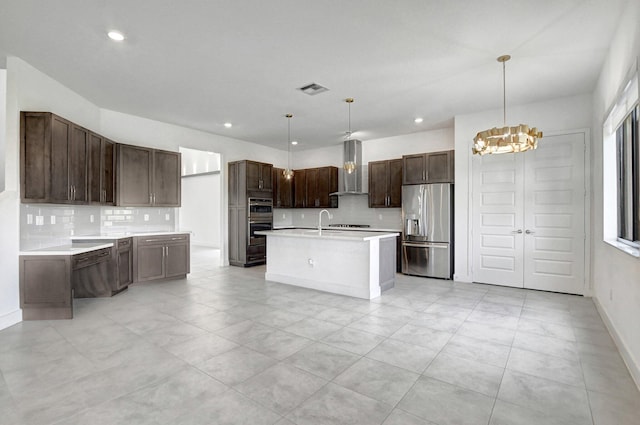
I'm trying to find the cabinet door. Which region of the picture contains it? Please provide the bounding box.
[69,124,89,203]
[388,159,403,207]
[368,161,389,207]
[294,169,307,208]
[246,161,262,191]
[260,163,273,191]
[88,133,103,204]
[136,244,165,281]
[21,112,50,202]
[279,171,293,207]
[117,246,133,288]
[425,151,452,183]
[166,242,190,278]
[102,139,116,205]
[403,154,426,185]
[153,150,181,206]
[117,144,153,206]
[50,115,72,202]
[306,168,319,207]
[316,167,331,207]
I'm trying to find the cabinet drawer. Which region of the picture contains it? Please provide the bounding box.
[117,238,132,250]
[137,234,189,246]
[72,248,111,270]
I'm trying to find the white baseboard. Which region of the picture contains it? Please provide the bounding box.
[0,309,22,331]
[593,296,640,390]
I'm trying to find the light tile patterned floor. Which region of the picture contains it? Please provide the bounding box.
[1,246,639,425]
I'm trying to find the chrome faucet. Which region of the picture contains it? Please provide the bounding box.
[318,209,331,233]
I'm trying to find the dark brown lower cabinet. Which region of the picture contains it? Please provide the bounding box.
[20,246,115,320]
[20,255,73,320]
[133,234,190,282]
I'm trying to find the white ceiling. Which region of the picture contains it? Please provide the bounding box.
[0,0,626,150]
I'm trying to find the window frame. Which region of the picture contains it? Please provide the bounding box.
[616,104,640,247]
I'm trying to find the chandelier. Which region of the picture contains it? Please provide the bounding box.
[344,98,357,174]
[283,114,294,180]
[472,55,542,155]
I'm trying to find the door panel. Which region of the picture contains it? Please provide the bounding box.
[472,152,524,288]
[523,133,585,294]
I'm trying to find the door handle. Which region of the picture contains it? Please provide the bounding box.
[511,229,523,234]
[525,229,535,234]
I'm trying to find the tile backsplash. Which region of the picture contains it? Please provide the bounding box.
[273,195,402,230]
[20,204,176,250]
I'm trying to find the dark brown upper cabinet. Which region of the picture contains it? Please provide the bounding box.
[402,150,455,185]
[368,159,403,208]
[246,161,273,192]
[88,132,115,205]
[293,166,338,208]
[293,169,307,208]
[20,112,90,204]
[117,144,181,207]
[272,167,293,208]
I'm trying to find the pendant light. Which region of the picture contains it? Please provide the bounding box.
[472,55,542,155]
[344,98,356,174]
[283,114,294,180]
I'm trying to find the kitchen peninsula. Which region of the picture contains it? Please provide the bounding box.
[257,228,399,299]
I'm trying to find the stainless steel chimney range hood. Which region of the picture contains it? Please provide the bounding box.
[330,139,369,196]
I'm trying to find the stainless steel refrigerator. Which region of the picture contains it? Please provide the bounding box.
[401,183,453,279]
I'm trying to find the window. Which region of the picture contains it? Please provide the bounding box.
[616,105,639,244]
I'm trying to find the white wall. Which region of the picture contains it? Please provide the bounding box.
[0,69,6,193]
[590,0,640,385]
[180,174,221,247]
[453,94,593,283]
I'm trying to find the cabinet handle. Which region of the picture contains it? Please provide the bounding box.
[72,185,76,201]
[525,229,535,235]
[150,194,153,204]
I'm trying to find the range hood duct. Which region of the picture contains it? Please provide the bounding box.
[330,139,368,196]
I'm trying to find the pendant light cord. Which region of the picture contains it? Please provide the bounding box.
[502,59,506,126]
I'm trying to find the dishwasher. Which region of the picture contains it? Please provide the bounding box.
[72,247,113,298]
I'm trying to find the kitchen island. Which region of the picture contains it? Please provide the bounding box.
[256,228,399,299]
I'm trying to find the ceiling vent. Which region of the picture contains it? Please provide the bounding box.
[298,82,329,96]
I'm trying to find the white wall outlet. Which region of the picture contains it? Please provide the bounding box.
[301,213,304,219]
[50,216,56,225]
[378,214,383,220]
[35,216,44,226]
[90,214,95,223]
[26,214,33,224]
[144,214,150,221]
[165,213,170,221]
[282,213,286,219]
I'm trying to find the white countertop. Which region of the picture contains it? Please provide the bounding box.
[72,231,191,240]
[20,242,114,256]
[273,226,402,233]
[257,228,399,241]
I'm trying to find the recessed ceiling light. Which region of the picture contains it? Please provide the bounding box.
[107,31,125,41]
[224,122,233,128]
[291,141,298,145]
[414,117,424,123]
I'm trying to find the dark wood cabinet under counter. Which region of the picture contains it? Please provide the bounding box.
[133,233,190,282]
[19,243,115,320]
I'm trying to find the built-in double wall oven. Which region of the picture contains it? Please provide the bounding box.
[247,198,273,263]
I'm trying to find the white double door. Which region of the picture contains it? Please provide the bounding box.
[472,132,586,294]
